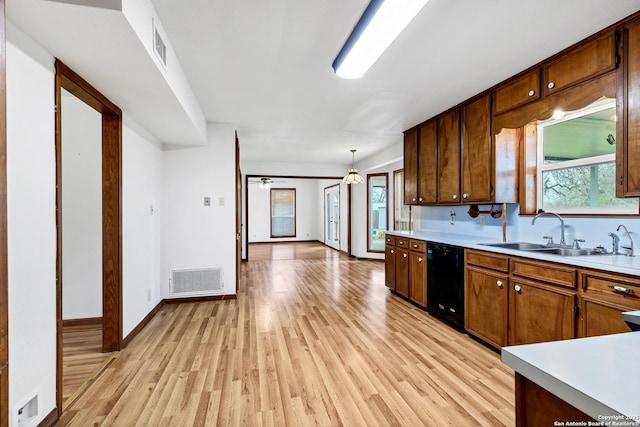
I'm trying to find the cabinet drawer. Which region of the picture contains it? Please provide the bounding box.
[396,238,409,248]
[580,270,640,304]
[511,258,576,289]
[409,239,426,253]
[493,69,541,114]
[543,31,617,96]
[386,236,396,246]
[465,249,509,273]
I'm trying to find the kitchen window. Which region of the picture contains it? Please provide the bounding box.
[536,98,638,214]
[270,188,296,237]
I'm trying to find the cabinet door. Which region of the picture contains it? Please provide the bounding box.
[509,279,576,346]
[465,267,508,348]
[493,69,540,115]
[409,251,426,307]
[437,109,461,204]
[418,121,437,205]
[461,94,492,203]
[395,248,409,298]
[385,245,396,290]
[544,31,617,96]
[580,296,634,338]
[618,19,640,196]
[404,128,419,204]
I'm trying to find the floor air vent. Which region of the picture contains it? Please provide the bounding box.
[170,268,223,296]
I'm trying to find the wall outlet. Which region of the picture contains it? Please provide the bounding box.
[479,216,486,225]
[204,197,211,206]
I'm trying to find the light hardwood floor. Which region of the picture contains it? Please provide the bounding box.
[62,322,115,409]
[58,242,515,426]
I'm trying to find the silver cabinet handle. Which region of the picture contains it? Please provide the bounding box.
[399,241,404,245]
[413,244,418,249]
[390,249,394,254]
[548,82,555,89]
[418,197,423,202]
[497,280,503,287]
[608,285,635,294]
[452,194,458,200]
[463,193,468,199]
[418,257,423,262]
[412,197,417,202]
[403,253,408,258]
[514,285,522,292]
[528,90,535,97]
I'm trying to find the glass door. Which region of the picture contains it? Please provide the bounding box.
[324,184,340,250]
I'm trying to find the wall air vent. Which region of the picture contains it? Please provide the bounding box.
[170,268,223,296]
[153,19,167,67]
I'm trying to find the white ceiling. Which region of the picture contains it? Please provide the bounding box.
[8,0,640,165]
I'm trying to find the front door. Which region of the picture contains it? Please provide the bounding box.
[324,184,340,250]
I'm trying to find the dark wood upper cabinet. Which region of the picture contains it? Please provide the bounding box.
[403,128,418,204]
[418,121,437,205]
[618,18,640,197]
[543,30,617,97]
[461,94,492,203]
[493,69,541,115]
[437,109,461,204]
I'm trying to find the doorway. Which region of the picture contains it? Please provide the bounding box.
[324,184,340,251]
[55,60,123,415]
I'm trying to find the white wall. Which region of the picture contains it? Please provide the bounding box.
[122,115,163,337]
[7,21,57,425]
[61,91,103,321]
[161,123,237,298]
[247,178,322,243]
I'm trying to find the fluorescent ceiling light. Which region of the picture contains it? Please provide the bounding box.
[332,0,431,79]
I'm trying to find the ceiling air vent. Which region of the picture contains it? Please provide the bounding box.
[152,19,167,67]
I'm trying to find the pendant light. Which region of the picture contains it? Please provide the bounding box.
[343,149,364,184]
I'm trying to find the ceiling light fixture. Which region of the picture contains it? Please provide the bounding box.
[343,149,364,184]
[332,0,431,79]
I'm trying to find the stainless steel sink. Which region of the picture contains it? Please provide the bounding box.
[480,242,548,250]
[479,242,608,256]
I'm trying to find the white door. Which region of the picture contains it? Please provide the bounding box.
[324,184,340,250]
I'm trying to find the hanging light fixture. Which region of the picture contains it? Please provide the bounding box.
[343,149,364,184]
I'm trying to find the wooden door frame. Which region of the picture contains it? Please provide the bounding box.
[54,60,123,415]
[0,0,9,424]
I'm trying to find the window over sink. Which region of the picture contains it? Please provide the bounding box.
[536,98,638,215]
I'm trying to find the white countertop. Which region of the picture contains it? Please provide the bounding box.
[386,229,640,276]
[502,333,640,425]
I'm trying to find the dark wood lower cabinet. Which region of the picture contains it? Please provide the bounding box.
[409,251,426,307]
[394,248,409,298]
[515,373,593,427]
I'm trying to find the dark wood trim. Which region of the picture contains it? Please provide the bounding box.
[0,1,8,425]
[366,173,388,253]
[62,317,102,327]
[235,133,240,294]
[163,295,237,304]
[347,183,352,256]
[37,408,58,427]
[122,301,164,347]
[55,59,123,417]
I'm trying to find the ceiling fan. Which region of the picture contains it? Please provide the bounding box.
[248,177,286,188]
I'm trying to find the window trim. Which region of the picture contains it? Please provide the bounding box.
[270,188,296,238]
[535,99,638,215]
[367,173,388,253]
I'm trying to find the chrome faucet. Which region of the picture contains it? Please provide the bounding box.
[616,224,634,256]
[532,212,566,246]
[608,232,619,255]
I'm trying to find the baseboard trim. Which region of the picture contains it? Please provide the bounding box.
[122,301,164,348]
[62,317,102,327]
[38,408,58,427]
[164,295,237,304]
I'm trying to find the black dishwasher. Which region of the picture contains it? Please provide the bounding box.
[427,242,465,329]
